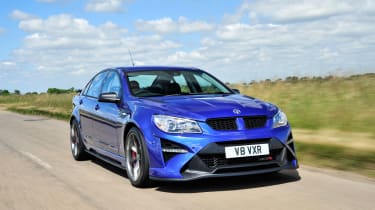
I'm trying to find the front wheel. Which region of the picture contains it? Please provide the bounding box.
[125,127,150,187]
[70,120,88,161]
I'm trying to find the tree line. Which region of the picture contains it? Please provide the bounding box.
[1,73,374,95]
[0,87,76,96]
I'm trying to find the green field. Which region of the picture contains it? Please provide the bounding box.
[0,73,374,178]
[232,73,375,136]
[0,93,74,120]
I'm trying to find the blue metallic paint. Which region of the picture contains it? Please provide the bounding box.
[71,66,298,181]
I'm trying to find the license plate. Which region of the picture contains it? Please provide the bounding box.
[225,144,270,159]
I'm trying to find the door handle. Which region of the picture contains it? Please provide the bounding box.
[79,99,83,105]
[95,104,100,111]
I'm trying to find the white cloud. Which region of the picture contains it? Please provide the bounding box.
[319,48,339,60]
[136,18,176,33]
[135,16,214,34]
[166,51,206,64]
[150,0,375,82]
[226,0,375,23]
[10,10,38,20]
[69,68,86,75]
[85,0,128,13]
[1,61,16,66]
[19,14,98,38]
[216,23,287,43]
[0,27,5,34]
[0,61,17,82]
[251,0,353,22]
[178,17,214,33]
[2,0,375,92]
[10,14,180,78]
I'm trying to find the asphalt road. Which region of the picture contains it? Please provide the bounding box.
[0,110,374,210]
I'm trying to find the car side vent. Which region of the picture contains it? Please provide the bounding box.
[243,116,267,129]
[161,139,188,163]
[206,118,237,130]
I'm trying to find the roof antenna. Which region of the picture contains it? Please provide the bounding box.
[128,49,135,67]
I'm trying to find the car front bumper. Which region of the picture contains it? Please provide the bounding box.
[148,129,298,181]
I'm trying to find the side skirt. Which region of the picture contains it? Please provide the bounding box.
[85,149,126,170]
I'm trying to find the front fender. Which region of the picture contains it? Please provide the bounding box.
[70,95,81,125]
[131,106,164,168]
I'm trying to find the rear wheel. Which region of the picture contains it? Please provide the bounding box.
[70,120,88,161]
[125,127,150,187]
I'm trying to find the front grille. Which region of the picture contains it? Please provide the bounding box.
[215,164,279,173]
[200,155,227,168]
[206,118,237,130]
[199,149,281,169]
[206,116,267,131]
[181,138,287,175]
[243,116,267,129]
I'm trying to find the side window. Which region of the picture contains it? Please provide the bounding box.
[127,74,158,95]
[82,80,92,96]
[101,71,122,96]
[173,74,190,93]
[86,72,108,98]
[193,73,222,93]
[130,75,157,88]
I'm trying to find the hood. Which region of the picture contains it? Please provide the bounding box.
[136,94,278,121]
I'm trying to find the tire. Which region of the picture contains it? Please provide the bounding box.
[125,127,150,187]
[70,120,88,161]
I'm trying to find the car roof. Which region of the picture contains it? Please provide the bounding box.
[114,66,201,72]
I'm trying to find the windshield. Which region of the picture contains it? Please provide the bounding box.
[126,70,233,97]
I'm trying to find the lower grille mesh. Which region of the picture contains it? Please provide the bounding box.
[199,149,281,169]
[181,138,288,175]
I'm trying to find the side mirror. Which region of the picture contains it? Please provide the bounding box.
[232,89,240,94]
[75,89,82,95]
[98,92,121,103]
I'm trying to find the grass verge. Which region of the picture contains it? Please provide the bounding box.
[0,93,74,121]
[7,107,70,121]
[296,141,375,178]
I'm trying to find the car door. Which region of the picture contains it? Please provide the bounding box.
[92,70,124,154]
[79,71,108,148]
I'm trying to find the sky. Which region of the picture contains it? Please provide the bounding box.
[0,0,375,93]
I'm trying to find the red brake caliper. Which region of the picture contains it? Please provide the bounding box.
[131,150,137,166]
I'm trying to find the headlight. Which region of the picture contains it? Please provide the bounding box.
[273,110,288,128]
[152,115,202,134]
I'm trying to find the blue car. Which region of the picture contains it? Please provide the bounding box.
[70,66,298,187]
